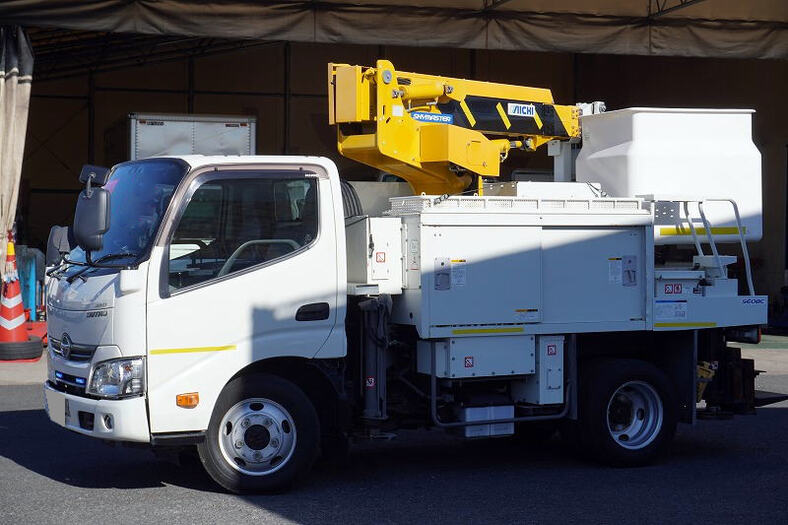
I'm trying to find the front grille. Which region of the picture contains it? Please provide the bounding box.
[49,337,97,362]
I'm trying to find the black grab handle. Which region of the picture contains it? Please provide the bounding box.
[296,302,330,321]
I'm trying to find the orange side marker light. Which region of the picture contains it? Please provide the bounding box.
[176,392,200,408]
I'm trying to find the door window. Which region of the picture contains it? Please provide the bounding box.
[167,175,317,292]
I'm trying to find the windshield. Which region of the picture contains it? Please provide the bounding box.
[68,158,187,266]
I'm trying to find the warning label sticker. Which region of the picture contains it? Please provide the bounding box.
[451,259,467,287]
[664,283,683,295]
[409,240,420,270]
[608,257,622,284]
[655,300,688,321]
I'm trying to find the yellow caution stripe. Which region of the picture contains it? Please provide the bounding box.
[654,322,717,328]
[532,109,543,130]
[460,99,476,127]
[452,327,524,335]
[150,344,236,355]
[660,226,745,236]
[495,102,511,130]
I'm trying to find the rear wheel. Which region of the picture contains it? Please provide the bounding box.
[198,373,320,493]
[578,358,677,466]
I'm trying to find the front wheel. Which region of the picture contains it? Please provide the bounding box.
[578,358,677,466]
[198,373,320,493]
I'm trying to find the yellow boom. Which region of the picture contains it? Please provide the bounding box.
[328,60,580,195]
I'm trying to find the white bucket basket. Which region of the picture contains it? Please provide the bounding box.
[576,108,762,245]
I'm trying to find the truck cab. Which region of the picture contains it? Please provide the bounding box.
[45,155,347,453]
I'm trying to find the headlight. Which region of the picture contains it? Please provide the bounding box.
[87,357,145,398]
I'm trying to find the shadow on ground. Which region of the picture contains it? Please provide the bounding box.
[1,384,787,522]
[0,406,216,491]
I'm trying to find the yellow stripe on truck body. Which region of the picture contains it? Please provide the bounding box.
[660,226,746,236]
[150,345,237,356]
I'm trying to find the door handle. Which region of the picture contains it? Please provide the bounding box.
[296,302,330,321]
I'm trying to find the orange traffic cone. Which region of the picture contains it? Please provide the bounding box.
[0,235,28,343]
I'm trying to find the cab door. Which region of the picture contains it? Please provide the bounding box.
[145,164,343,434]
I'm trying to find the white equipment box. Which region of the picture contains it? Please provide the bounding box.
[417,336,536,378]
[346,216,403,295]
[576,108,762,244]
[511,335,565,405]
[129,113,256,160]
[389,193,650,337]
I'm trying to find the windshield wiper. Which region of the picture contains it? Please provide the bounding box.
[66,252,140,283]
[91,252,140,266]
[46,258,90,281]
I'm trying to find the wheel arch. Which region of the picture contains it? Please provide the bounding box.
[576,330,701,424]
[228,357,350,447]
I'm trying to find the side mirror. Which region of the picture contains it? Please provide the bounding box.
[78,164,111,186]
[45,225,75,266]
[73,187,110,252]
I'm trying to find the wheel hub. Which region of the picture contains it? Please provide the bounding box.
[218,398,297,476]
[244,424,271,450]
[606,381,664,450]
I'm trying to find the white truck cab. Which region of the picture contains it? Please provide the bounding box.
[44,155,347,447]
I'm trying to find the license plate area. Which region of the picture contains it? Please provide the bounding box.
[44,388,66,426]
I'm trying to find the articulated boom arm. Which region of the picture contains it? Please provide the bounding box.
[328,59,580,194]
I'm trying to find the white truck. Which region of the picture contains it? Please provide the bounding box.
[42,63,779,493]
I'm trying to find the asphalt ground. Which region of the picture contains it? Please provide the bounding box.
[1,346,787,524]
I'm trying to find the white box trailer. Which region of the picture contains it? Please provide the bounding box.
[128,113,256,160]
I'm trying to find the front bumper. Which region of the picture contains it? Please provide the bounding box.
[43,382,150,443]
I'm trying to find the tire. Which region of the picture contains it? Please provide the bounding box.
[0,336,43,360]
[578,358,677,467]
[198,373,320,493]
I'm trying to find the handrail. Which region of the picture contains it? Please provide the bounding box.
[682,201,704,257]
[696,201,725,277]
[653,197,756,296]
[702,198,755,296]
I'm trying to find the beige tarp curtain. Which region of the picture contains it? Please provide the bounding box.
[0,26,33,268]
[0,1,786,60]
